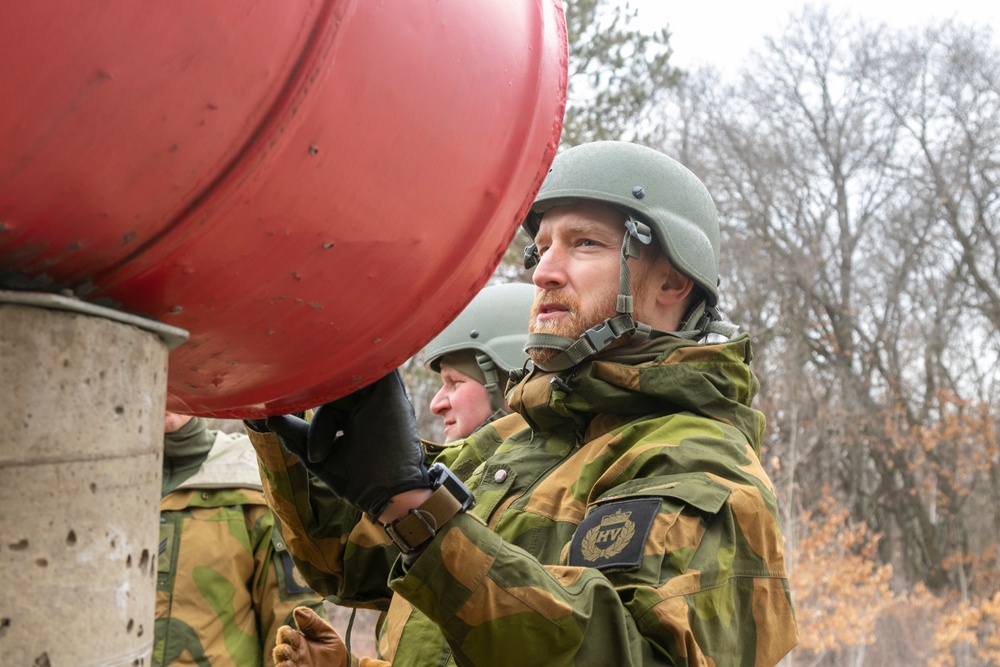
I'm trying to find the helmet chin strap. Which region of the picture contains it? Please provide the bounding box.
[523,216,738,373]
[674,301,739,340]
[475,351,509,418]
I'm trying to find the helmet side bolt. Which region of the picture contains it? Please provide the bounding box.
[632,186,645,199]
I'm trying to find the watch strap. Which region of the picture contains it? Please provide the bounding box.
[383,483,463,554]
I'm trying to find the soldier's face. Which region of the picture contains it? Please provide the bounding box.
[527,202,656,367]
[429,365,493,442]
[163,411,193,434]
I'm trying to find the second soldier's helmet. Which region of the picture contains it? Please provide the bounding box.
[424,282,534,374]
[423,282,534,416]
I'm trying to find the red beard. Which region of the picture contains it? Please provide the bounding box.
[527,289,618,368]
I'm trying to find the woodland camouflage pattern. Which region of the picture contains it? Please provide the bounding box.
[156,430,326,667]
[248,333,798,666]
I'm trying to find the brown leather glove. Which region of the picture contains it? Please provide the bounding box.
[273,607,349,667]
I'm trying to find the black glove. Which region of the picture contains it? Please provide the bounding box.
[263,371,430,520]
[243,413,303,434]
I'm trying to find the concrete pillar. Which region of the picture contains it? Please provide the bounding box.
[0,291,187,667]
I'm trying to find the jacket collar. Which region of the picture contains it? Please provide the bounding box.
[508,333,764,453]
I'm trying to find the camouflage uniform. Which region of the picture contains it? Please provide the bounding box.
[250,334,798,666]
[156,425,327,667]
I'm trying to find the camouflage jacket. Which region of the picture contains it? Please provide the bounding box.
[249,334,798,666]
[156,430,326,667]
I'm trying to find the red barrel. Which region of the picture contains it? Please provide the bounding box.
[0,0,566,417]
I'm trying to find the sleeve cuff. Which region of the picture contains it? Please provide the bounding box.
[387,512,502,625]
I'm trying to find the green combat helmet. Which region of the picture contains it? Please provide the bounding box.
[522,141,737,371]
[423,282,535,421]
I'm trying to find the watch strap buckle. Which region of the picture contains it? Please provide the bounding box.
[382,469,471,554]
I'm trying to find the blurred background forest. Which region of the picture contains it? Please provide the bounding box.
[222,2,1000,664]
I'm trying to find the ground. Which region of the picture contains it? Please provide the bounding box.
[324,603,380,659]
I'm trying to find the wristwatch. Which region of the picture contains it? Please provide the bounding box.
[382,462,475,554]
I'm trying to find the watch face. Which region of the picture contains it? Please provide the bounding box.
[432,463,476,511]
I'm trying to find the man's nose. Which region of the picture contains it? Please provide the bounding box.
[531,244,567,289]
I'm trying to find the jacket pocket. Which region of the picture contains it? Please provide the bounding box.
[571,474,731,576]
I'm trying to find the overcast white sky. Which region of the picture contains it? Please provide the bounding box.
[628,1,1000,73]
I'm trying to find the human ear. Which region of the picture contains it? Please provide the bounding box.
[655,264,694,308]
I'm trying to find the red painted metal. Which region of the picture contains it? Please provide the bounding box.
[0,0,566,417]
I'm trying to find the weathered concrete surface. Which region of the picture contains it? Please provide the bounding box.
[1,302,167,666]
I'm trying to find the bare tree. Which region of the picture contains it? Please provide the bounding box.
[561,0,682,146]
[660,6,1000,613]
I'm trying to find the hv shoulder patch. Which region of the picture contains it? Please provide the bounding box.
[569,497,659,571]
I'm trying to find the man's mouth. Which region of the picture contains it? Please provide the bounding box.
[536,302,570,319]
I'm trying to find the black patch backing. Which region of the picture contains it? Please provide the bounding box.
[569,497,660,571]
[278,551,316,596]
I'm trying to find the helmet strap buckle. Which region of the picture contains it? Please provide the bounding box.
[582,321,618,351]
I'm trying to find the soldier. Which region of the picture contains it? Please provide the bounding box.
[248,141,799,666]
[157,412,327,667]
[422,282,534,442]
